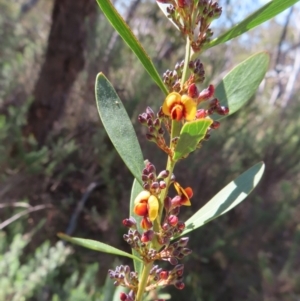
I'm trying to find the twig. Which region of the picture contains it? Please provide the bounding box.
[0,202,31,209]
[65,182,100,236]
[0,204,51,230]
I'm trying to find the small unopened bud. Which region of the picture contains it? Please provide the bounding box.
[157,170,169,179]
[141,230,154,243]
[181,248,192,256]
[146,133,157,142]
[122,217,137,228]
[147,163,156,173]
[138,114,147,124]
[143,183,150,190]
[171,195,182,208]
[209,98,220,108]
[170,173,176,182]
[174,281,185,290]
[173,264,184,275]
[153,118,161,128]
[187,83,198,98]
[178,237,189,247]
[160,270,169,280]
[162,223,170,231]
[217,106,229,115]
[211,121,220,129]
[142,174,148,182]
[148,172,156,180]
[168,215,178,226]
[168,257,178,265]
[164,196,171,211]
[196,109,207,119]
[159,181,166,189]
[157,106,164,118]
[146,106,155,119]
[120,292,127,301]
[177,221,185,231]
[151,182,159,189]
[198,84,215,101]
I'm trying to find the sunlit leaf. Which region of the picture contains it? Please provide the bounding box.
[95,73,144,185]
[173,119,212,161]
[213,52,269,120]
[206,0,298,49]
[58,233,143,262]
[179,162,265,236]
[96,0,168,95]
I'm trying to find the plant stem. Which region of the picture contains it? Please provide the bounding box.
[181,37,191,89]
[136,262,153,301]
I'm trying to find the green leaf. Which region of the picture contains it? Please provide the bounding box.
[58,233,143,262]
[173,119,213,161]
[180,162,265,236]
[205,0,298,49]
[129,179,144,276]
[95,73,144,185]
[96,0,168,95]
[213,52,269,120]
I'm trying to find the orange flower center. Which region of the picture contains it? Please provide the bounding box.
[170,104,184,121]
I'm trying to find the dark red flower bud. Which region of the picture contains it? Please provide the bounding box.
[171,195,182,208]
[146,106,155,119]
[160,270,169,280]
[174,281,185,290]
[178,237,189,247]
[159,181,166,189]
[122,217,137,228]
[120,292,127,301]
[217,106,229,115]
[177,221,185,231]
[141,230,154,243]
[187,83,198,98]
[138,114,147,124]
[146,133,157,142]
[164,196,172,211]
[198,84,215,101]
[157,170,169,179]
[151,182,159,189]
[168,215,178,226]
[211,121,220,129]
[196,109,207,119]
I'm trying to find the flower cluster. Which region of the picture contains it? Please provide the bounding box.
[157,0,222,52]
[109,1,229,300]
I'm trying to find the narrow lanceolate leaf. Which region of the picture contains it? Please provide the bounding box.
[129,179,144,276]
[213,52,269,120]
[205,0,298,49]
[173,119,212,161]
[58,233,143,262]
[96,0,168,95]
[95,73,144,185]
[179,162,265,236]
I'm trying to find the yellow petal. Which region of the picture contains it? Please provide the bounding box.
[181,95,197,121]
[162,92,181,116]
[148,195,159,221]
[134,190,151,205]
[173,182,191,206]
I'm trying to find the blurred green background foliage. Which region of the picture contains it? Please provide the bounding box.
[0,0,300,300]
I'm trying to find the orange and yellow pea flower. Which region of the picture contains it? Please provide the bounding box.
[134,190,159,221]
[162,92,197,121]
[173,182,193,206]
